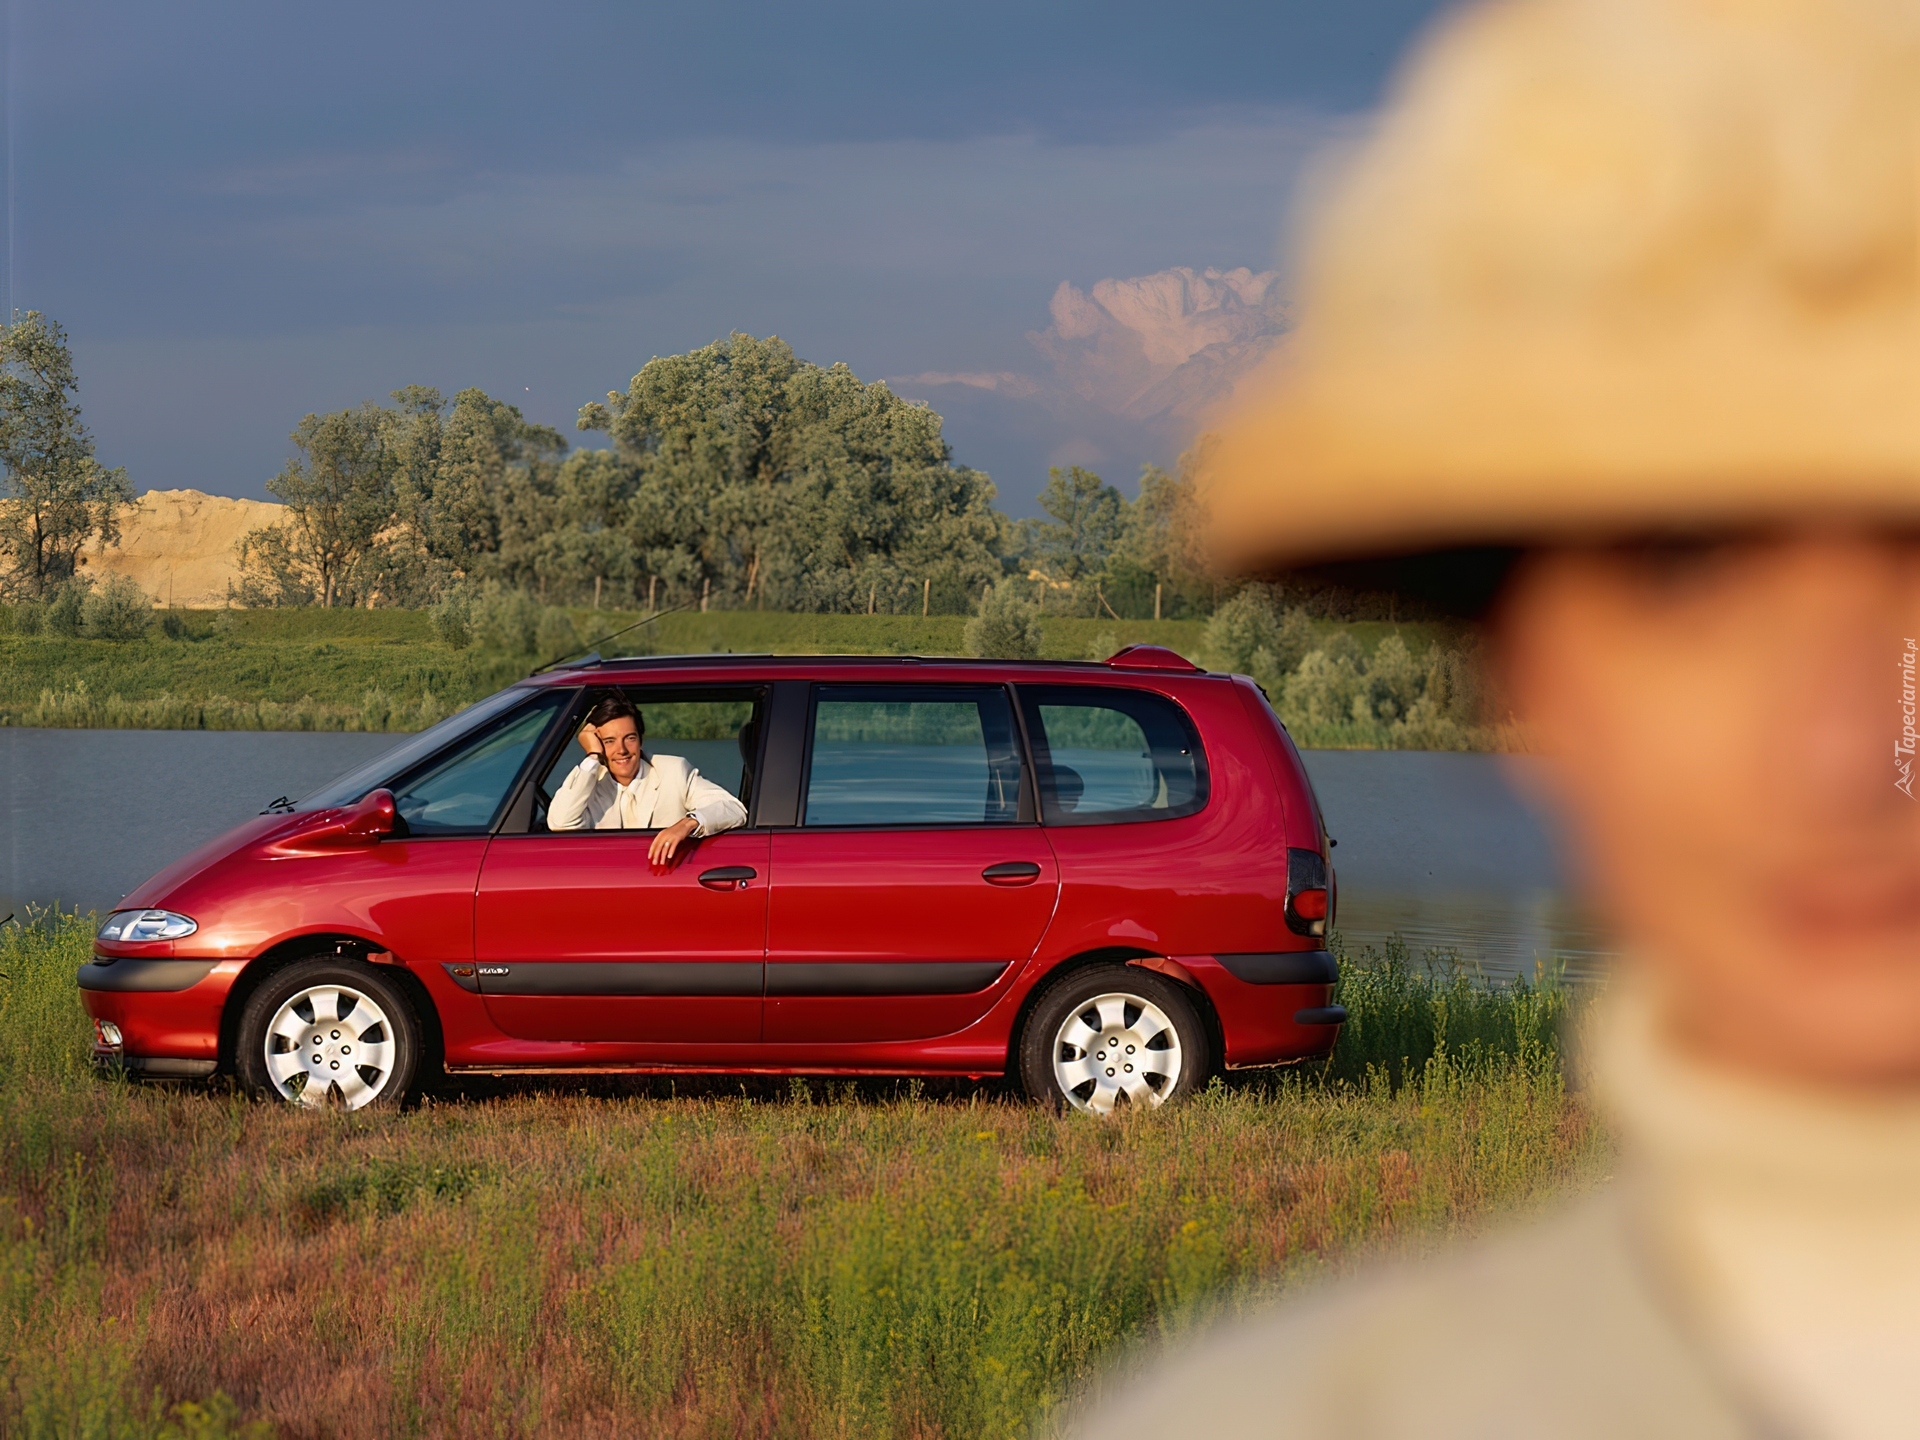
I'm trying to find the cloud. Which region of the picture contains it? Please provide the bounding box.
[890,264,1293,506]
[1031,265,1289,421]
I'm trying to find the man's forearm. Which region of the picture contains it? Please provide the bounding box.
[547,758,604,830]
[685,781,748,836]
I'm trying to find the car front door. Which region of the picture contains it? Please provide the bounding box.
[472,686,769,1044]
[764,683,1058,1044]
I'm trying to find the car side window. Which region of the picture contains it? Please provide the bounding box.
[531,690,763,832]
[803,685,1024,827]
[390,691,571,836]
[1018,685,1208,825]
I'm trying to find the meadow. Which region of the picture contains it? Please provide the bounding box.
[0,913,1602,1440]
[0,608,1472,749]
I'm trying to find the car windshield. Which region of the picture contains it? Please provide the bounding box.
[294,686,553,811]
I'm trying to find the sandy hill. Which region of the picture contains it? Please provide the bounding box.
[91,489,285,608]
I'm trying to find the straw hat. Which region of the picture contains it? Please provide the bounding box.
[1205,0,1920,573]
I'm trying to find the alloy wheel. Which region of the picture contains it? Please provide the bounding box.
[1050,992,1183,1114]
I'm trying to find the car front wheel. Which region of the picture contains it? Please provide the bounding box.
[1018,964,1211,1113]
[236,958,420,1110]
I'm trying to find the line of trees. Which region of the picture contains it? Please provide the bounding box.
[0,314,1361,626]
[231,333,1223,618]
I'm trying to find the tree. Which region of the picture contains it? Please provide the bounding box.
[236,386,567,608]
[0,312,133,599]
[240,405,395,607]
[582,333,1004,613]
[1020,466,1125,583]
[376,386,568,605]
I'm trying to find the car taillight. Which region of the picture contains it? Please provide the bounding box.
[1286,847,1332,938]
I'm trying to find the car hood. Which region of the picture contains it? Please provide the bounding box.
[118,812,308,911]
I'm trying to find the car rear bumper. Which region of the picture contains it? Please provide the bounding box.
[1175,951,1345,1067]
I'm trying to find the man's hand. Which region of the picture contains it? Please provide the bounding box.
[649,816,699,866]
[577,723,606,762]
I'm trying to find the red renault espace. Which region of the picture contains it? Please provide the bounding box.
[77,646,1341,1113]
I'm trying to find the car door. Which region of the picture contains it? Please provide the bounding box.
[340,689,575,993]
[472,685,769,1044]
[764,683,1058,1043]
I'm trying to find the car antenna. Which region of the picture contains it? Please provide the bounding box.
[528,598,700,677]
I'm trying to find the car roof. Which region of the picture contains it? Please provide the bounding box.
[520,648,1214,690]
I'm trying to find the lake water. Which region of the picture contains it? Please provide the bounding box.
[0,729,1607,980]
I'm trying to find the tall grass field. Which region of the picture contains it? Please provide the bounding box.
[0,913,1602,1439]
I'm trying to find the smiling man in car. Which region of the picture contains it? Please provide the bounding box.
[548,694,746,863]
[1067,0,1920,1435]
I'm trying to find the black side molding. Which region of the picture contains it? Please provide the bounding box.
[767,962,1009,997]
[1213,951,1338,986]
[475,962,764,997]
[77,960,218,993]
[1294,1005,1348,1027]
[457,959,1015,998]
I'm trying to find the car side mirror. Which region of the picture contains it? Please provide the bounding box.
[266,788,400,856]
[344,789,398,842]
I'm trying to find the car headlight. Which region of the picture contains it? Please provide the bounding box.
[97,909,198,942]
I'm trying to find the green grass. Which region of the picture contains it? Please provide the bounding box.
[0,909,1603,1439]
[0,610,1210,733]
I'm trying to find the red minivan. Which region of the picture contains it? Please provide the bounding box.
[77,646,1341,1113]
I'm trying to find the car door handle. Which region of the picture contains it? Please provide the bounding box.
[698,866,757,891]
[982,862,1042,886]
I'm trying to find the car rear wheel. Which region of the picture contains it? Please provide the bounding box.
[1018,964,1211,1114]
[236,958,420,1110]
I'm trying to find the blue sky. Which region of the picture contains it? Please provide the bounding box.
[3,0,1450,513]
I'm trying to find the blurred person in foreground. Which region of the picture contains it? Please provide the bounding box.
[1065,0,1920,1435]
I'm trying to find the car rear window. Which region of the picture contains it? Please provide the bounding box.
[803,685,1023,827]
[1017,685,1207,825]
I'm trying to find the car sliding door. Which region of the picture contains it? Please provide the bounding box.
[764,684,1057,1044]
[473,687,769,1044]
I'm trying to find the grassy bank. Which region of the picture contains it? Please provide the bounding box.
[0,912,1602,1439]
[0,608,1489,750]
[0,610,1218,734]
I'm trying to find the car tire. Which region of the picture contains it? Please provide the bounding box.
[1018,963,1212,1114]
[236,957,420,1111]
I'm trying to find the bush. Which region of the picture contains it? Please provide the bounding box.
[1202,585,1279,673]
[964,579,1042,659]
[1355,633,1422,722]
[430,586,473,650]
[81,574,154,640]
[535,606,580,661]
[1202,585,1317,690]
[44,577,90,636]
[472,585,541,654]
[1281,647,1367,727]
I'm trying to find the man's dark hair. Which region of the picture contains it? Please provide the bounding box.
[585,694,642,733]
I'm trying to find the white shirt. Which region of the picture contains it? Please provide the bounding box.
[547,752,747,836]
